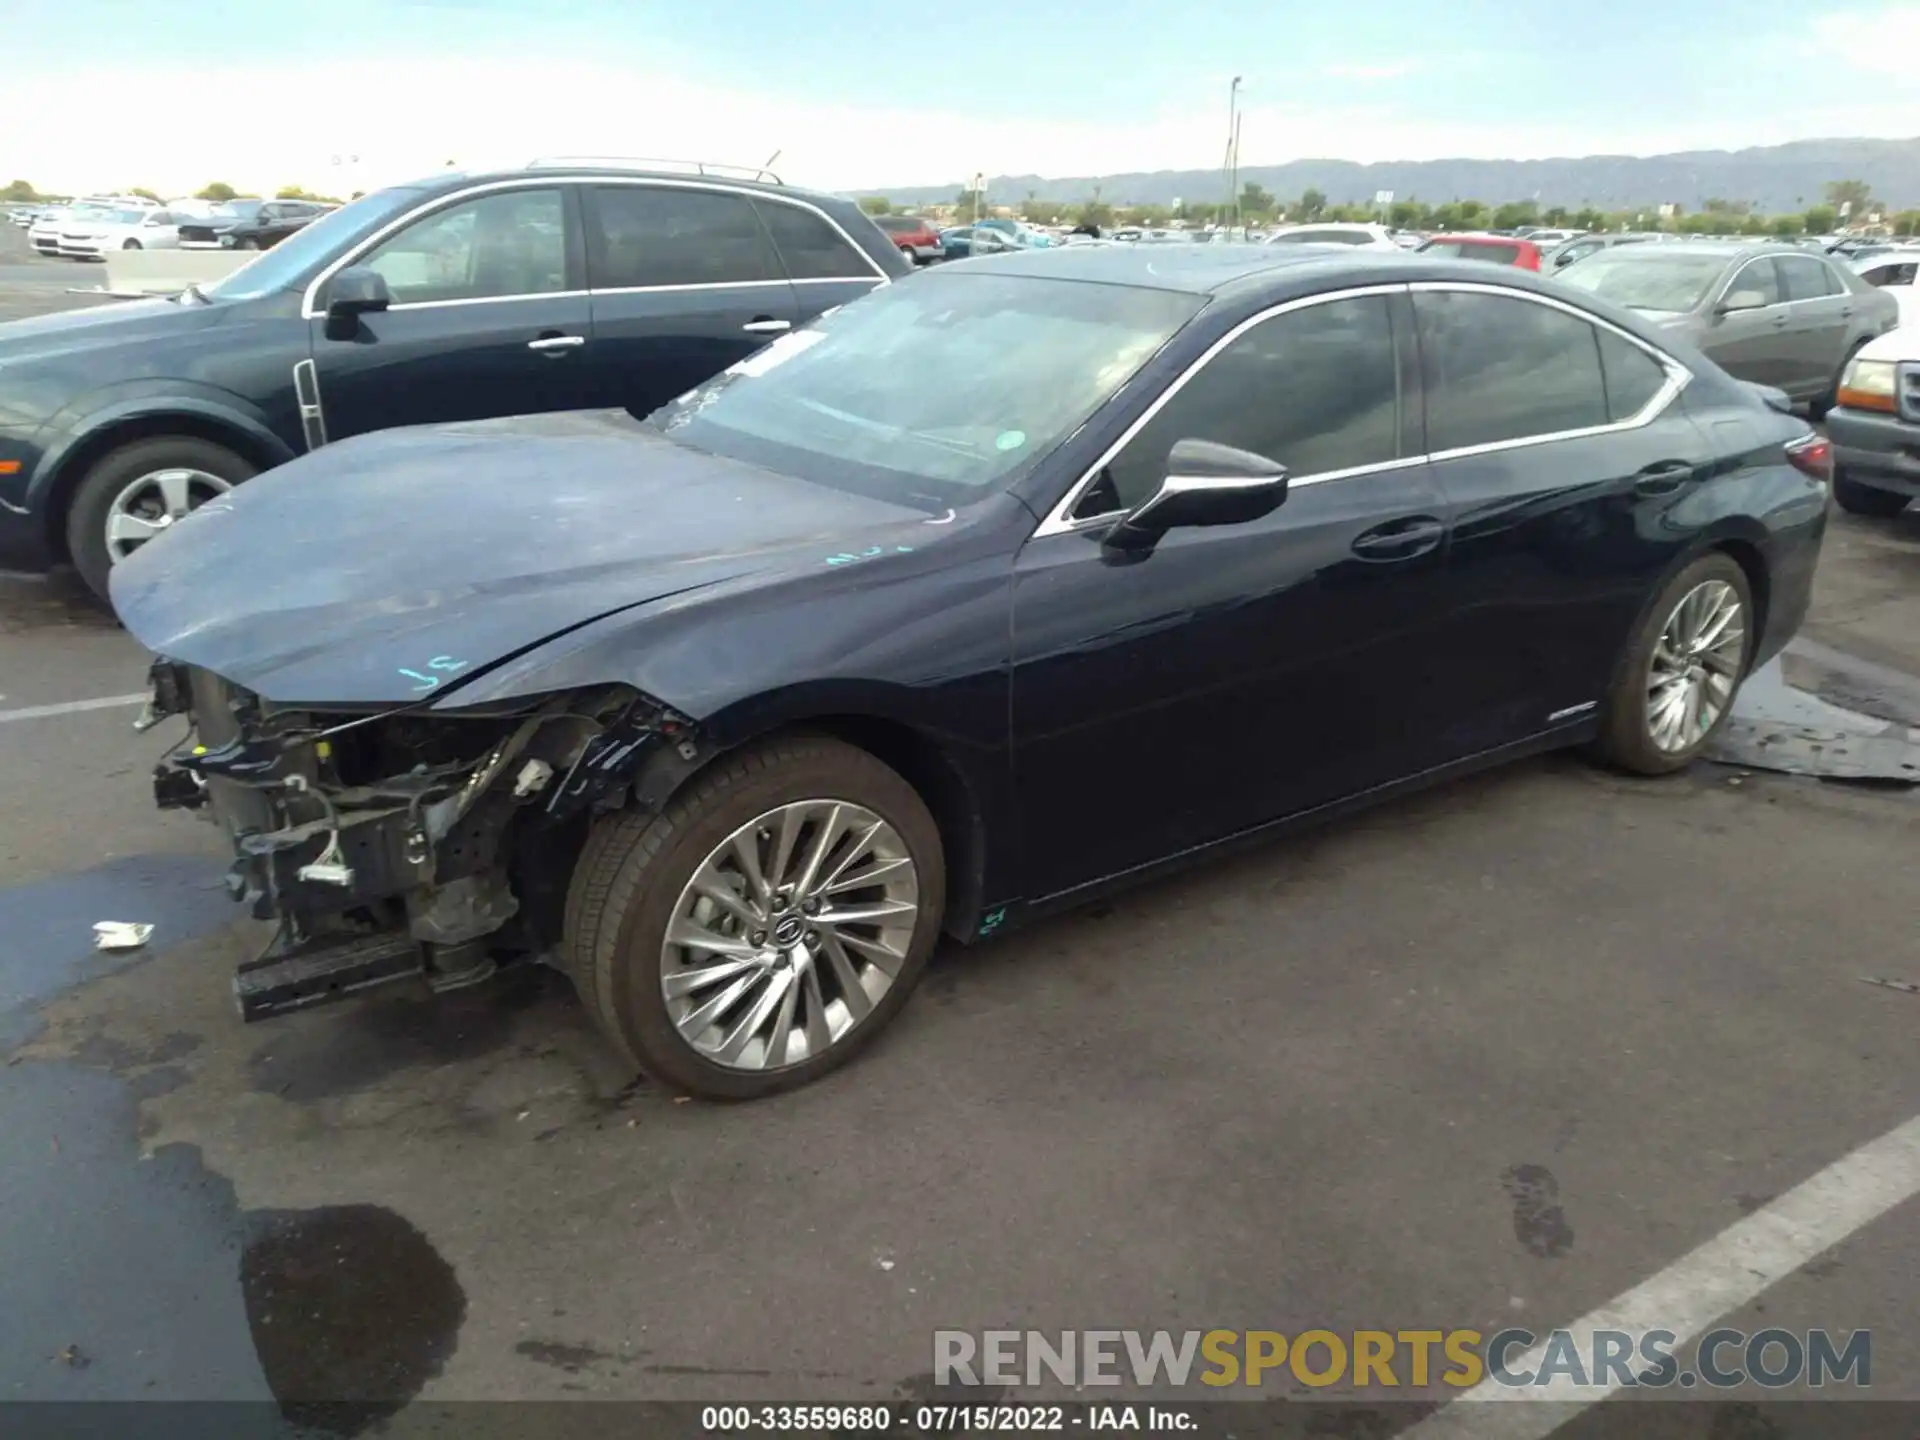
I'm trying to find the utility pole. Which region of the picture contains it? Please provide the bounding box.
[1224,76,1241,231]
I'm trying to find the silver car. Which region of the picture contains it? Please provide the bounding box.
[1558,242,1899,413]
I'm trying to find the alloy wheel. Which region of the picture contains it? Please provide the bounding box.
[659,799,920,1072]
[104,467,234,563]
[1645,579,1745,753]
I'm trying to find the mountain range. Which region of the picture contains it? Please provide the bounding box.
[859,137,1920,214]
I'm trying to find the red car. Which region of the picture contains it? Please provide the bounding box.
[1416,233,1543,271]
[870,213,945,265]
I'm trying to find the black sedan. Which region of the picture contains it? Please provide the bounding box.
[114,246,1830,1099]
[178,198,329,250]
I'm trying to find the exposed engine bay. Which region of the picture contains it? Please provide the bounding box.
[140,659,703,1019]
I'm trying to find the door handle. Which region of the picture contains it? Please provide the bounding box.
[1351,516,1446,561]
[742,317,792,334]
[528,333,585,354]
[1633,459,1696,496]
[1768,314,1790,328]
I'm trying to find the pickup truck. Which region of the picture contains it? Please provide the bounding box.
[1827,327,1920,517]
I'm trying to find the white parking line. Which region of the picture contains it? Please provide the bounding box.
[0,693,146,725]
[1406,1112,1920,1438]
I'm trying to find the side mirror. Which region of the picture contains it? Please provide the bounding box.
[1716,290,1767,314]
[323,266,392,340]
[1103,439,1289,554]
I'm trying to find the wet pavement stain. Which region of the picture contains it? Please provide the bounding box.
[241,1204,466,1436]
[247,964,563,1103]
[514,1338,634,1373]
[1501,1163,1576,1259]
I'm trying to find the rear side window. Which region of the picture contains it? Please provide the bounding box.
[1415,290,1609,451]
[1088,294,1401,513]
[587,186,779,289]
[757,201,873,279]
[1776,254,1841,300]
[1596,329,1669,422]
[1724,258,1782,307]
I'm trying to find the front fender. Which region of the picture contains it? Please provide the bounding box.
[28,380,299,511]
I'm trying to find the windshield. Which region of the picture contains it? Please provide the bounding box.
[108,209,147,224]
[201,187,426,301]
[652,269,1202,509]
[1559,253,1728,312]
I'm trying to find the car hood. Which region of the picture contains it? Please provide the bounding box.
[1855,324,1920,364]
[109,411,935,706]
[0,295,197,350]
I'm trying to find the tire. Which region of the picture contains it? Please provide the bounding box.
[1593,552,1755,776]
[1832,470,1911,517]
[236,236,260,251]
[563,734,946,1099]
[123,240,141,250]
[65,435,258,602]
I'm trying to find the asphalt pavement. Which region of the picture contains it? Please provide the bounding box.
[1,228,1917,1437]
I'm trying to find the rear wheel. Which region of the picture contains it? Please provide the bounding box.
[65,436,258,601]
[236,236,260,251]
[564,735,945,1099]
[1832,470,1911,517]
[1593,553,1753,775]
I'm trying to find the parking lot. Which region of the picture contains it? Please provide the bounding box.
[2,221,1918,1435]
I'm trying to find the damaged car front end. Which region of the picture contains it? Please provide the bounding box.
[142,659,700,1019]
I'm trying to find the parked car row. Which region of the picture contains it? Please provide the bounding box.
[21,196,334,259]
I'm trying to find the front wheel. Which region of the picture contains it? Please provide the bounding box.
[1832,470,1911,517]
[65,436,258,601]
[1593,553,1754,775]
[235,236,260,251]
[564,735,946,1099]
[122,239,142,250]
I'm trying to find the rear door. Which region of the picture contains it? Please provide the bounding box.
[754,197,891,322]
[1412,284,1711,749]
[311,183,596,440]
[1706,257,1794,389]
[1774,252,1854,393]
[582,183,801,418]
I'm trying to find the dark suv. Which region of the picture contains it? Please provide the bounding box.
[0,161,909,597]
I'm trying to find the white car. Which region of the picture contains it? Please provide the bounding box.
[56,205,186,260]
[1265,221,1401,252]
[27,206,77,256]
[1853,247,1920,329]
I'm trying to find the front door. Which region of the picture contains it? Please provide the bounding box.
[1706,257,1795,389]
[311,184,598,441]
[1010,289,1460,900]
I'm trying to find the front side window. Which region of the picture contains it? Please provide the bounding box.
[587,186,779,289]
[1723,258,1783,308]
[756,200,872,280]
[1081,295,1401,515]
[653,269,1199,510]
[1415,290,1609,452]
[1776,254,1841,300]
[361,188,567,305]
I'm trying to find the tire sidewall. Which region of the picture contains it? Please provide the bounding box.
[1600,552,1754,774]
[65,436,258,602]
[604,744,945,1099]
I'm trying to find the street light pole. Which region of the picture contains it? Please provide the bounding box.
[1224,75,1241,229]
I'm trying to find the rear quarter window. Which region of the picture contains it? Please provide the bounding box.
[756,200,874,280]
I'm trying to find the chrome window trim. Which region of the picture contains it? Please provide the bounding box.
[1032,279,1693,539]
[381,289,589,314]
[300,175,886,318]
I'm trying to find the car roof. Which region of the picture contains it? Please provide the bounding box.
[1574,241,1795,261]
[399,164,855,210]
[1423,232,1530,243]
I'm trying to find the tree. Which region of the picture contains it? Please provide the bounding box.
[1388,199,1426,229]
[1893,210,1920,238]
[196,181,238,201]
[1456,200,1487,230]
[1571,207,1603,231]
[954,186,988,218]
[1768,214,1801,237]
[1824,179,1873,217]
[1021,195,1067,224]
[1802,204,1838,235]
[858,196,892,216]
[1296,187,1327,221]
[1238,182,1275,220]
[1492,200,1538,231]
[1075,199,1114,228]
[2,178,39,202]
[128,186,162,202]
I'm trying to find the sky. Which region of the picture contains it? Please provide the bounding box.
[6,0,1919,197]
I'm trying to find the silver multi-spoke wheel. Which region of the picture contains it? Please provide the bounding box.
[660,799,919,1073]
[105,467,233,562]
[1645,578,1745,753]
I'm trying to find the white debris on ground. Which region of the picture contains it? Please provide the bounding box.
[91,922,154,951]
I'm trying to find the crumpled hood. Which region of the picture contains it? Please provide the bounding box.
[110,411,931,705]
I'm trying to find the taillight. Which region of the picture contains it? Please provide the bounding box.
[1785,432,1832,486]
